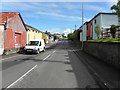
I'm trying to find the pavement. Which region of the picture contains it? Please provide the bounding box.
[70,40,120,88]
[0,39,119,89]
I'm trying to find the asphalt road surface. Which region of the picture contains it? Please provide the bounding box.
[1,40,119,89]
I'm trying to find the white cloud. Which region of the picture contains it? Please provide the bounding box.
[106,0,118,10]
[36,11,88,21]
[107,0,118,6]
[1,0,119,2]
[84,4,106,12]
[47,28,62,34]
[63,28,72,37]
[1,2,111,21]
[107,0,118,3]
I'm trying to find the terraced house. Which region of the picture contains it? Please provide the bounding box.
[26,25,49,44]
[26,25,43,44]
[80,12,118,41]
[90,12,118,39]
[0,12,26,55]
[42,32,49,44]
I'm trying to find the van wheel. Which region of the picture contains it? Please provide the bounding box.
[36,49,40,54]
[43,47,45,52]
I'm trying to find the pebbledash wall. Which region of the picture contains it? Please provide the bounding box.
[83,42,120,69]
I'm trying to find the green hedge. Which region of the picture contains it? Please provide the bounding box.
[87,38,120,42]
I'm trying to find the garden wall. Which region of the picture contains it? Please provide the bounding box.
[83,42,120,69]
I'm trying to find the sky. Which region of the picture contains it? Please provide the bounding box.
[0,0,118,34]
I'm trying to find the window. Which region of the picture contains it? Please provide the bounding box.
[94,19,96,24]
[28,41,39,46]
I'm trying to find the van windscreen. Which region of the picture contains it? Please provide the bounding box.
[28,41,39,46]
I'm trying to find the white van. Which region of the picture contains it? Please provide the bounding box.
[24,39,45,54]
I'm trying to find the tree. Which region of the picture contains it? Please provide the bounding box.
[95,26,101,39]
[67,28,80,41]
[62,33,66,38]
[53,34,59,41]
[111,1,120,25]
[101,30,104,39]
[68,33,74,40]
[110,25,117,38]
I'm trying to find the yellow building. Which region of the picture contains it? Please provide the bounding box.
[42,33,49,44]
[26,25,42,44]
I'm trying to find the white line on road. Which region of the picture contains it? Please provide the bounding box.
[43,54,51,61]
[5,65,38,89]
[0,55,22,61]
[64,54,68,55]
[5,53,52,89]
[52,50,56,54]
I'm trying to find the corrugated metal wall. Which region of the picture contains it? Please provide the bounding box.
[4,28,15,49]
[4,14,26,50]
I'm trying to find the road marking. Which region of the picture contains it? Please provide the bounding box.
[6,65,38,89]
[65,57,69,59]
[64,60,70,62]
[0,55,22,61]
[43,54,51,61]
[52,50,56,54]
[64,54,68,55]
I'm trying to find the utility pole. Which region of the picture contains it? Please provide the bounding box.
[81,1,84,50]
[75,25,76,31]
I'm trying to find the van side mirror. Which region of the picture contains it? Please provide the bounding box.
[39,42,41,46]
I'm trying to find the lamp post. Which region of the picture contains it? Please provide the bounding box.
[81,1,84,50]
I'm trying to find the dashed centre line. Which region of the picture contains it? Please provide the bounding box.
[52,50,56,54]
[43,54,51,61]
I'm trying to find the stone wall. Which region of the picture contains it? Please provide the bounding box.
[83,42,120,69]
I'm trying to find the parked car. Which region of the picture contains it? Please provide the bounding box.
[24,39,45,54]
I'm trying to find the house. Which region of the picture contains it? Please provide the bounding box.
[79,22,87,41]
[26,25,43,44]
[42,32,49,44]
[56,34,62,39]
[89,12,118,39]
[26,25,49,44]
[86,22,91,40]
[0,12,27,55]
[45,31,54,43]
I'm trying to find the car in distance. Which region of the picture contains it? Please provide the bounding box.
[24,39,45,54]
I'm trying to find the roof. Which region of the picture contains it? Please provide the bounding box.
[79,22,88,29]
[89,12,116,22]
[0,12,27,30]
[0,12,19,24]
[79,12,117,29]
[26,24,43,33]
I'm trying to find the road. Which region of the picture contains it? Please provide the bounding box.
[1,40,119,89]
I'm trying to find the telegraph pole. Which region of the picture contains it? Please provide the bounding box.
[75,25,76,31]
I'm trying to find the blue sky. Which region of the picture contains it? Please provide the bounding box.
[0,1,117,34]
